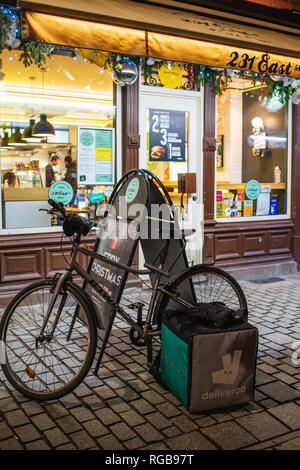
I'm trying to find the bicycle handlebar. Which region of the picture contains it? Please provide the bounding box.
[42,199,95,240]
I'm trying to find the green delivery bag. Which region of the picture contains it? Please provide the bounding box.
[160,304,258,413]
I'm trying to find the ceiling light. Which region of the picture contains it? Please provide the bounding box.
[8,128,24,146]
[32,113,55,137]
[22,118,42,142]
[32,67,55,137]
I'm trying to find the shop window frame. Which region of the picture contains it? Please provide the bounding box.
[214,98,292,223]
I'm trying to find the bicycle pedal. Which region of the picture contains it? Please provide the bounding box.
[127,302,145,310]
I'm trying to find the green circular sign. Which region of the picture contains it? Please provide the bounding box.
[245,180,261,200]
[80,131,94,147]
[125,177,140,203]
[49,181,74,205]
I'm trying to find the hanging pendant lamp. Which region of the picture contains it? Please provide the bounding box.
[8,127,24,146]
[32,68,55,137]
[1,131,10,149]
[22,118,41,142]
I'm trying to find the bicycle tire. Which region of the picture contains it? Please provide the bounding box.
[156,265,247,327]
[0,279,97,401]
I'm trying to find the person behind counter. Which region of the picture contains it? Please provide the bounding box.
[45,154,60,187]
[64,155,77,204]
[3,171,17,188]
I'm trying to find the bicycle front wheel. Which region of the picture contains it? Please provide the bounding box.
[0,280,97,401]
[157,265,247,325]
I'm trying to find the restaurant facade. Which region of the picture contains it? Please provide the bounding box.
[0,0,299,299]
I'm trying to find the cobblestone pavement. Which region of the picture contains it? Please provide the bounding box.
[0,273,299,451]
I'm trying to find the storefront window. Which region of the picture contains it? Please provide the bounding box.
[216,77,290,220]
[0,49,115,230]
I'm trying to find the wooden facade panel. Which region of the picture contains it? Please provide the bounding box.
[45,245,73,278]
[242,231,268,257]
[268,229,291,254]
[215,233,241,260]
[204,233,214,263]
[0,248,43,282]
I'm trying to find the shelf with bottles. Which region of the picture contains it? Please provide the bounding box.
[216,182,286,191]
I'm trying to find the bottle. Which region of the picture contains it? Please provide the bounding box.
[274,166,281,183]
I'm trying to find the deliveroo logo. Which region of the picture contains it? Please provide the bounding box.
[212,351,242,385]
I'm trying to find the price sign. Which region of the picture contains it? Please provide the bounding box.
[149,109,187,162]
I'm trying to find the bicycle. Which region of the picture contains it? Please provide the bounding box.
[0,171,247,402]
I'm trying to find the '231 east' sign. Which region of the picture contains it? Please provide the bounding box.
[226,51,299,76]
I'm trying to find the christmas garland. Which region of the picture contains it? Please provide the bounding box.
[0,5,298,104]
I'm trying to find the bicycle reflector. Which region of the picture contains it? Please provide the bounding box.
[26,367,36,379]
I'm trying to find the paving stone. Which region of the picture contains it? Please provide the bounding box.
[166,431,217,450]
[237,412,289,440]
[95,408,121,425]
[107,397,131,413]
[26,440,51,450]
[82,419,109,438]
[0,398,19,413]
[201,421,257,450]
[70,430,96,450]
[110,421,137,441]
[146,412,172,430]
[120,409,146,427]
[156,402,181,418]
[56,442,77,450]
[44,428,70,448]
[31,413,56,431]
[5,409,30,427]
[0,421,13,440]
[258,381,300,403]
[57,415,82,434]
[275,437,300,450]
[134,423,164,443]
[141,390,166,405]
[0,437,24,450]
[15,424,41,443]
[172,415,198,433]
[116,387,139,401]
[97,434,125,450]
[268,403,300,430]
[70,407,95,422]
[124,437,144,449]
[195,416,217,427]
[162,426,181,438]
[273,372,298,385]
[44,403,69,420]
[21,401,44,417]
[94,385,117,401]
[131,398,156,414]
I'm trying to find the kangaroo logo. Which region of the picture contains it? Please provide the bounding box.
[212,350,242,385]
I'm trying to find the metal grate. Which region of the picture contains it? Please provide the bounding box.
[248,277,285,284]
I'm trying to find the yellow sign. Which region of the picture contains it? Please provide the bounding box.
[96,148,112,161]
[158,62,183,88]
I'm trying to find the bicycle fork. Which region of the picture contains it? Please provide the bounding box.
[36,271,69,346]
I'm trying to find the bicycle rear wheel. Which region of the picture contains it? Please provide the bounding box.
[157,265,247,325]
[0,279,97,401]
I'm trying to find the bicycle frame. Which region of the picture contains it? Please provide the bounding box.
[40,236,195,375]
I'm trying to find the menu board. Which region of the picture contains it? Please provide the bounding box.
[148,109,187,162]
[86,218,138,332]
[78,127,114,185]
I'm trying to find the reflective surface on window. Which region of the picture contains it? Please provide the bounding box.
[216,77,289,220]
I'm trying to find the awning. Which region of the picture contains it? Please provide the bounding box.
[20,1,300,78]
